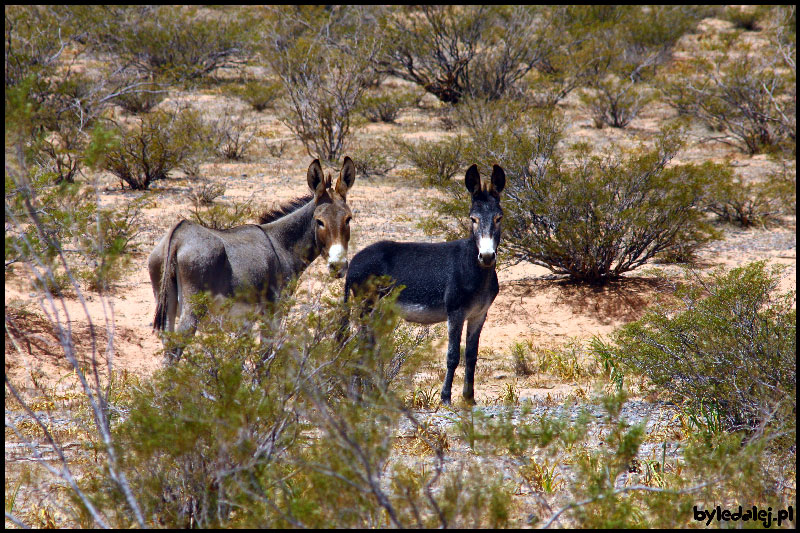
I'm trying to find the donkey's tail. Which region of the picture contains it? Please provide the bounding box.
[153,220,186,331]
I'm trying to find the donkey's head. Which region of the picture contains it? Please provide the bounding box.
[465,163,505,269]
[307,157,356,278]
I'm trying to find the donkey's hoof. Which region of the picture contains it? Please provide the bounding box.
[462,395,476,406]
[440,396,452,406]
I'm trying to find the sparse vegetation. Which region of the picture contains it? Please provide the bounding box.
[5,5,797,529]
[593,261,796,433]
[103,107,208,190]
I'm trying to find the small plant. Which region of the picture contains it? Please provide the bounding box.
[358,88,420,122]
[114,83,168,114]
[104,107,208,190]
[229,80,283,112]
[593,261,796,433]
[496,382,520,406]
[706,164,795,227]
[511,340,533,376]
[187,197,254,230]
[208,107,254,160]
[396,135,465,186]
[580,75,655,128]
[348,143,397,178]
[520,458,564,493]
[189,182,226,206]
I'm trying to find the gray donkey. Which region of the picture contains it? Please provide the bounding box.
[149,157,356,361]
[345,164,505,404]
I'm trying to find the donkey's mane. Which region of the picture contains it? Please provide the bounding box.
[257,193,314,224]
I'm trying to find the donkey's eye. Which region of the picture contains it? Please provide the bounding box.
[495,215,503,223]
[470,217,479,225]
[345,216,352,225]
[316,219,325,228]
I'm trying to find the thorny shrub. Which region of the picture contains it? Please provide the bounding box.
[593,261,796,434]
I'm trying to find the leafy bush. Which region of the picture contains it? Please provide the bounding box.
[348,143,397,178]
[77,287,519,528]
[5,165,148,293]
[358,88,421,123]
[397,135,465,186]
[187,197,254,230]
[263,6,380,161]
[593,261,796,433]
[69,5,256,83]
[228,80,283,112]
[706,163,796,227]
[580,75,655,128]
[104,107,208,190]
[376,5,556,103]
[659,35,796,155]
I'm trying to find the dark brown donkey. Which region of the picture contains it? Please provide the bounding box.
[345,164,505,405]
[149,157,356,362]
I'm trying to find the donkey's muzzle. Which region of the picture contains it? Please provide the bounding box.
[478,251,496,268]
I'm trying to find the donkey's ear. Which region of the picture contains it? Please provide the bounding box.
[489,164,506,195]
[307,159,325,195]
[335,156,356,198]
[465,164,481,196]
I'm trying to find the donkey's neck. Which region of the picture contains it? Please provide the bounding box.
[262,199,320,272]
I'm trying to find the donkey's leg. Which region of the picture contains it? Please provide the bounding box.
[441,310,465,405]
[462,313,487,404]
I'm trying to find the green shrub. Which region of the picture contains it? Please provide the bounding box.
[187,197,254,230]
[114,84,168,114]
[706,163,796,227]
[263,6,380,161]
[104,107,208,190]
[348,143,397,178]
[397,135,465,186]
[494,123,719,282]
[228,80,283,112]
[358,88,421,123]
[70,5,256,83]
[376,5,557,103]
[580,75,655,128]
[593,261,796,433]
[659,37,796,155]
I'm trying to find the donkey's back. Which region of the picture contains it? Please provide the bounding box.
[345,238,496,324]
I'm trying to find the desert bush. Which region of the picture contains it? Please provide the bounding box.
[68,5,256,83]
[228,80,283,112]
[503,135,718,282]
[207,106,255,160]
[660,35,796,155]
[114,83,168,114]
[723,5,770,32]
[187,197,254,230]
[396,135,465,186]
[706,163,796,227]
[580,75,655,128]
[358,88,421,123]
[375,5,556,104]
[263,6,381,161]
[348,143,397,178]
[6,160,148,295]
[103,107,208,190]
[593,261,796,433]
[78,287,517,528]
